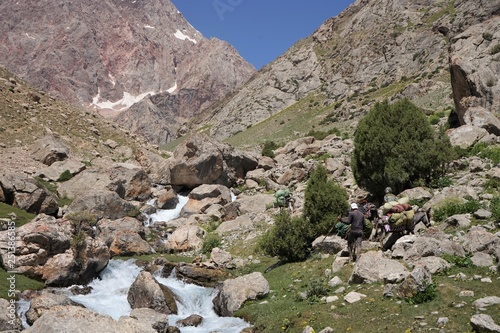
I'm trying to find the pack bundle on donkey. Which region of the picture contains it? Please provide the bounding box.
[374,196,431,242]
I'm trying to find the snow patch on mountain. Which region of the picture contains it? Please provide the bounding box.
[174,29,197,43]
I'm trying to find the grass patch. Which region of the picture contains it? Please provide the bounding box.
[0,268,45,299]
[223,91,346,149]
[234,257,499,333]
[0,203,35,227]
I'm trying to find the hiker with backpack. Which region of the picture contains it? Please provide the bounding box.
[273,188,294,212]
[346,202,366,262]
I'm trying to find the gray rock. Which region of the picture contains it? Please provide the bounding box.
[65,190,138,221]
[343,291,367,303]
[470,314,500,333]
[213,272,269,316]
[0,298,22,331]
[471,252,495,267]
[25,292,83,325]
[473,296,500,308]
[23,305,158,333]
[127,271,178,314]
[29,135,69,166]
[312,235,347,255]
[349,251,409,284]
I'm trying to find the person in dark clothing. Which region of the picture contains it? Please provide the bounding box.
[347,202,366,262]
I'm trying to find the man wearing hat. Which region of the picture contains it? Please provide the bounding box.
[347,202,366,262]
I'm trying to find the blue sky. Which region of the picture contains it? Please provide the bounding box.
[170,0,354,70]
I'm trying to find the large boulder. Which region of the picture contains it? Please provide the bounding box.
[0,214,72,278]
[450,16,500,131]
[0,298,22,331]
[168,133,258,189]
[349,251,409,284]
[164,225,205,253]
[464,226,500,255]
[40,236,109,286]
[35,159,87,182]
[98,217,152,257]
[173,262,232,287]
[29,135,69,166]
[212,272,269,316]
[394,266,433,299]
[127,271,178,314]
[0,214,109,286]
[65,190,139,220]
[0,173,58,215]
[403,232,466,263]
[23,305,159,333]
[25,292,83,325]
[180,184,232,216]
[57,164,152,201]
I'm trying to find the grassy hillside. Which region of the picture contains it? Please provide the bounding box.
[0,67,144,160]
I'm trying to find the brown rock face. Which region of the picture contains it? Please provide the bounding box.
[0,0,255,145]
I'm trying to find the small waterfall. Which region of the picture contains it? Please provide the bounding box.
[66,259,142,320]
[156,271,250,332]
[16,298,30,328]
[145,194,189,227]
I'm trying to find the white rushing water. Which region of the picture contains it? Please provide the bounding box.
[145,194,189,227]
[66,259,142,320]
[18,191,250,332]
[62,259,250,332]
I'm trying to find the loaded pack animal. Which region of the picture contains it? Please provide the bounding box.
[373,207,431,250]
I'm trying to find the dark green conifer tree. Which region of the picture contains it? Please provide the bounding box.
[351,98,454,197]
[303,164,349,238]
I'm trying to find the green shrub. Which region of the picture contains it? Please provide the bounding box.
[433,196,481,222]
[258,211,310,263]
[406,282,437,305]
[201,233,222,255]
[484,178,500,192]
[351,98,455,197]
[482,32,493,41]
[306,128,341,141]
[57,170,73,182]
[428,176,453,189]
[57,195,73,207]
[204,217,221,233]
[66,211,98,225]
[429,114,440,125]
[490,44,500,55]
[304,278,330,304]
[35,177,57,193]
[261,141,279,158]
[480,146,500,164]
[441,253,473,268]
[126,206,141,218]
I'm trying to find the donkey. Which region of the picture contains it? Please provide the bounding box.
[373,210,431,242]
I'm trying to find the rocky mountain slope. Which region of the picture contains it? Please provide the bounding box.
[189,0,500,148]
[0,0,255,145]
[0,0,500,331]
[0,66,153,174]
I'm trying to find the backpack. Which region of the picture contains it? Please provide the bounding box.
[274,189,291,207]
